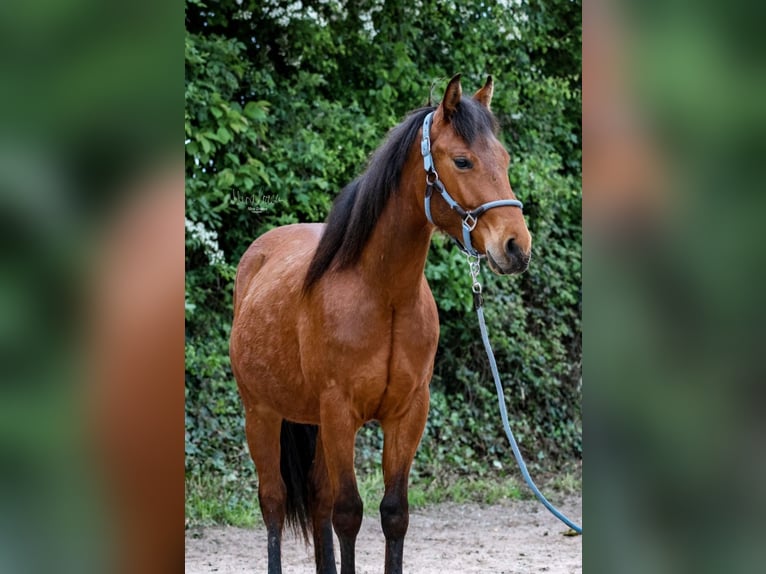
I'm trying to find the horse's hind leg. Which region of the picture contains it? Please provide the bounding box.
[309,430,337,574]
[380,389,430,574]
[244,407,285,574]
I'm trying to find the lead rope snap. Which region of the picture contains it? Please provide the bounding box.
[467,253,483,309]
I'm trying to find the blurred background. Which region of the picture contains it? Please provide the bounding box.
[585,0,766,572]
[0,0,182,573]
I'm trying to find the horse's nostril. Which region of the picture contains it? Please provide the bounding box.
[505,237,517,256]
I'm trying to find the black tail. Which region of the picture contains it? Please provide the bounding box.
[280,421,318,542]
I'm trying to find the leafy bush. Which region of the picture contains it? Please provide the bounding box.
[185,0,581,493]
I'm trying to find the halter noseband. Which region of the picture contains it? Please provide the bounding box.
[420,111,523,257]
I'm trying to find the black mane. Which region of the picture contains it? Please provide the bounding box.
[303,97,496,292]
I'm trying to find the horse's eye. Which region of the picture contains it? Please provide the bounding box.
[453,157,473,170]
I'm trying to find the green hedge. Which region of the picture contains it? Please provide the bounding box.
[185,0,581,486]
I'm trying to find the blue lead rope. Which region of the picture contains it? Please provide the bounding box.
[470,259,583,535]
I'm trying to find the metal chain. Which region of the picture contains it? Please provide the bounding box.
[467,253,482,294]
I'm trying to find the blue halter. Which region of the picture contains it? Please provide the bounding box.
[420,111,523,257]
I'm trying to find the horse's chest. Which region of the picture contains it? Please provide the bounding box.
[303,295,438,401]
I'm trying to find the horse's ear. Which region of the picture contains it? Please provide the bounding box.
[473,75,494,109]
[439,74,462,122]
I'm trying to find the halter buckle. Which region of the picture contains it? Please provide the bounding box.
[423,153,435,173]
[462,213,478,232]
[420,136,430,158]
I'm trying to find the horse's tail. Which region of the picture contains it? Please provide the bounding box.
[280,421,318,542]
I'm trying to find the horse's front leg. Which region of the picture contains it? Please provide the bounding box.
[320,395,363,574]
[309,429,338,574]
[379,388,430,574]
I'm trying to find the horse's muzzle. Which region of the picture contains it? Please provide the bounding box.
[486,242,531,275]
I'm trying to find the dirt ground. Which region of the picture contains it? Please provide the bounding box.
[185,495,581,573]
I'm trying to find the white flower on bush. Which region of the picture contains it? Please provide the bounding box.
[185,218,225,266]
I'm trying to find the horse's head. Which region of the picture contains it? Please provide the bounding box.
[424,74,532,275]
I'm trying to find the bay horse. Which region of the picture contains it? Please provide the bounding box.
[230,74,532,574]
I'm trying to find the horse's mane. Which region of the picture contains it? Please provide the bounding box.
[303,97,497,292]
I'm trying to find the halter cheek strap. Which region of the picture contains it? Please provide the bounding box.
[420,111,523,257]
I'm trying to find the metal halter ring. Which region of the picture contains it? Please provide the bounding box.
[462,213,478,232]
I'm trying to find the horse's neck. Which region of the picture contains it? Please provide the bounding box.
[358,175,433,302]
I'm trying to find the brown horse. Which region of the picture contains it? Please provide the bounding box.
[230,75,531,574]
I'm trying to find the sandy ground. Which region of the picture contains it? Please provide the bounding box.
[185,495,582,573]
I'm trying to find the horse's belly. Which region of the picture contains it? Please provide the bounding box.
[231,307,320,423]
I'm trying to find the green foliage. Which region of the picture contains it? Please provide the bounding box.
[186,467,529,527]
[186,473,260,527]
[185,0,581,508]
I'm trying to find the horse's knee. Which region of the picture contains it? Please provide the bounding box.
[309,455,333,515]
[380,493,409,540]
[259,481,287,528]
[332,487,363,539]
